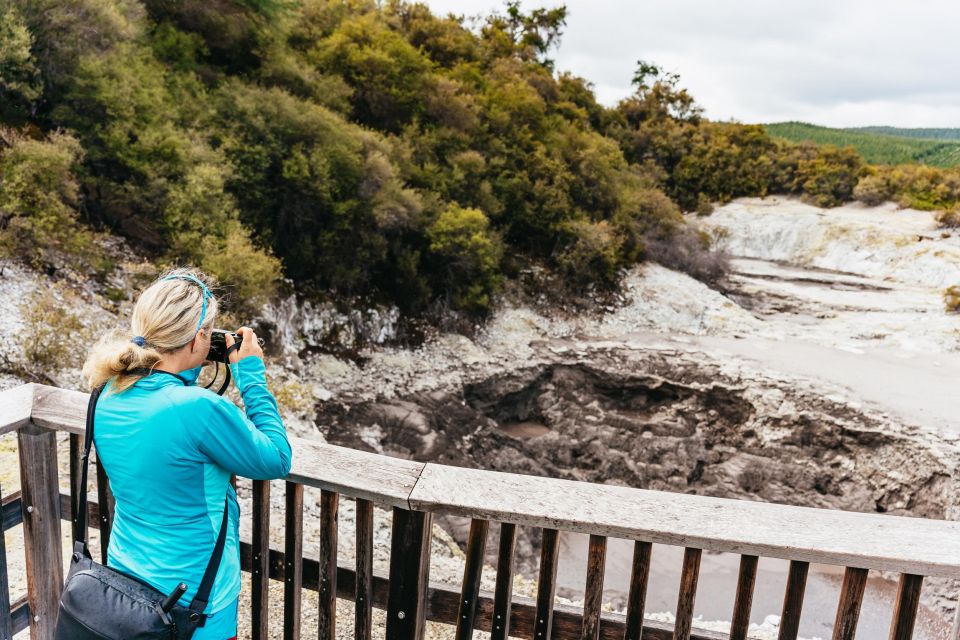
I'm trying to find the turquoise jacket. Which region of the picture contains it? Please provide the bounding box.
[94,356,292,614]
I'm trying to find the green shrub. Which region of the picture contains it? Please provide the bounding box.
[695,193,714,215]
[945,285,960,313]
[937,208,960,229]
[853,173,891,206]
[645,225,729,285]
[198,220,282,311]
[19,285,88,371]
[0,129,95,269]
[554,219,623,290]
[426,205,503,314]
[794,145,864,207]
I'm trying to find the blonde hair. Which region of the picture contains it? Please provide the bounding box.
[82,268,219,393]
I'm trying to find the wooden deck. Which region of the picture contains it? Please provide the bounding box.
[2,382,959,640]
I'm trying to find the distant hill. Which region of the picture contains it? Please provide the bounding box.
[849,126,960,141]
[764,121,960,167]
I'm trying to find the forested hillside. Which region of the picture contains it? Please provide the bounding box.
[3,0,960,320]
[852,126,960,141]
[766,122,960,167]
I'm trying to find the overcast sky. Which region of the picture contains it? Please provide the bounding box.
[420,0,960,128]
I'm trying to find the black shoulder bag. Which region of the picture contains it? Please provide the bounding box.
[55,384,230,639]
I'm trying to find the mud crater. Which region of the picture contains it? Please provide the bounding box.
[317,349,957,601]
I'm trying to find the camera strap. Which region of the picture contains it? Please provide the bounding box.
[210,343,242,396]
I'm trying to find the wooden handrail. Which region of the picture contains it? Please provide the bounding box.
[9,383,960,578]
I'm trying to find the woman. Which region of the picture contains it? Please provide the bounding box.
[82,268,293,640]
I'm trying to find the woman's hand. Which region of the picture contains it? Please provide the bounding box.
[225,327,264,364]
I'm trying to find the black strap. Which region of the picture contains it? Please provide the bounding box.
[213,344,241,397]
[189,500,229,612]
[216,361,232,396]
[73,384,103,545]
[202,362,219,390]
[76,379,231,614]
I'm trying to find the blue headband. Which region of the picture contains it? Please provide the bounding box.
[161,274,213,333]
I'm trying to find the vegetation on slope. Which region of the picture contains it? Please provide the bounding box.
[2,0,959,324]
[766,122,960,168]
[851,126,960,141]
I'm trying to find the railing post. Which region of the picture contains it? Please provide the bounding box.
[251,480,271,640]
[0,479,13,640]
[386,508,432,640]
[18,423,63,639]
[284,481,304,640]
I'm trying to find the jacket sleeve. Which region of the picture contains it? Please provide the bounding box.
[196,356,293,480]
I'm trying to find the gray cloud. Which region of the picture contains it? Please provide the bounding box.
[422,0,960,126]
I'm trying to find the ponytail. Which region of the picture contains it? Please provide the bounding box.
[82,335,163,393]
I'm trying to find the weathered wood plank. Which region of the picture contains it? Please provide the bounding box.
[624,541,652,640]
[95,455,115,564]
[319,490,339,640]
[9,596,29,638]
[729,555,758,640]
[408,463,960,578]
[455,519,489,640]
[0,383,33,436]
[2,490,22,532]
[284,439,424,509]
[832,567,868,640]
[0,481,13,640]
[285,481,304,640]
[355,498,374,640]
[778,561,809,640]
[534,528,561,640]
[386,508,433,640]
[673,548,702,640]
[28,385,86,435]
[251,480,271,640]
[582,535,607,640]
[238,543,728,640]
[492,522,517,640]
[888,574,923,640]
[18,423,63,639]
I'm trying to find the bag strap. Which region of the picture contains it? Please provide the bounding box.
[75,378,231,614]
[73,383,104,546]
[189,497,230,612]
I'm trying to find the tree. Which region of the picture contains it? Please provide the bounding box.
[0,6,42,121]
[481,2,567,68]
[0,129,92,268]
[426,205,503,313]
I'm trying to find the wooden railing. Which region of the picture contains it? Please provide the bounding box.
[2,383,960,640]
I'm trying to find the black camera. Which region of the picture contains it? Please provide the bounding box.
[206,329,264,363]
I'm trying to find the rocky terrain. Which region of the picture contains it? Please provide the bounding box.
[2,197,960,638]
